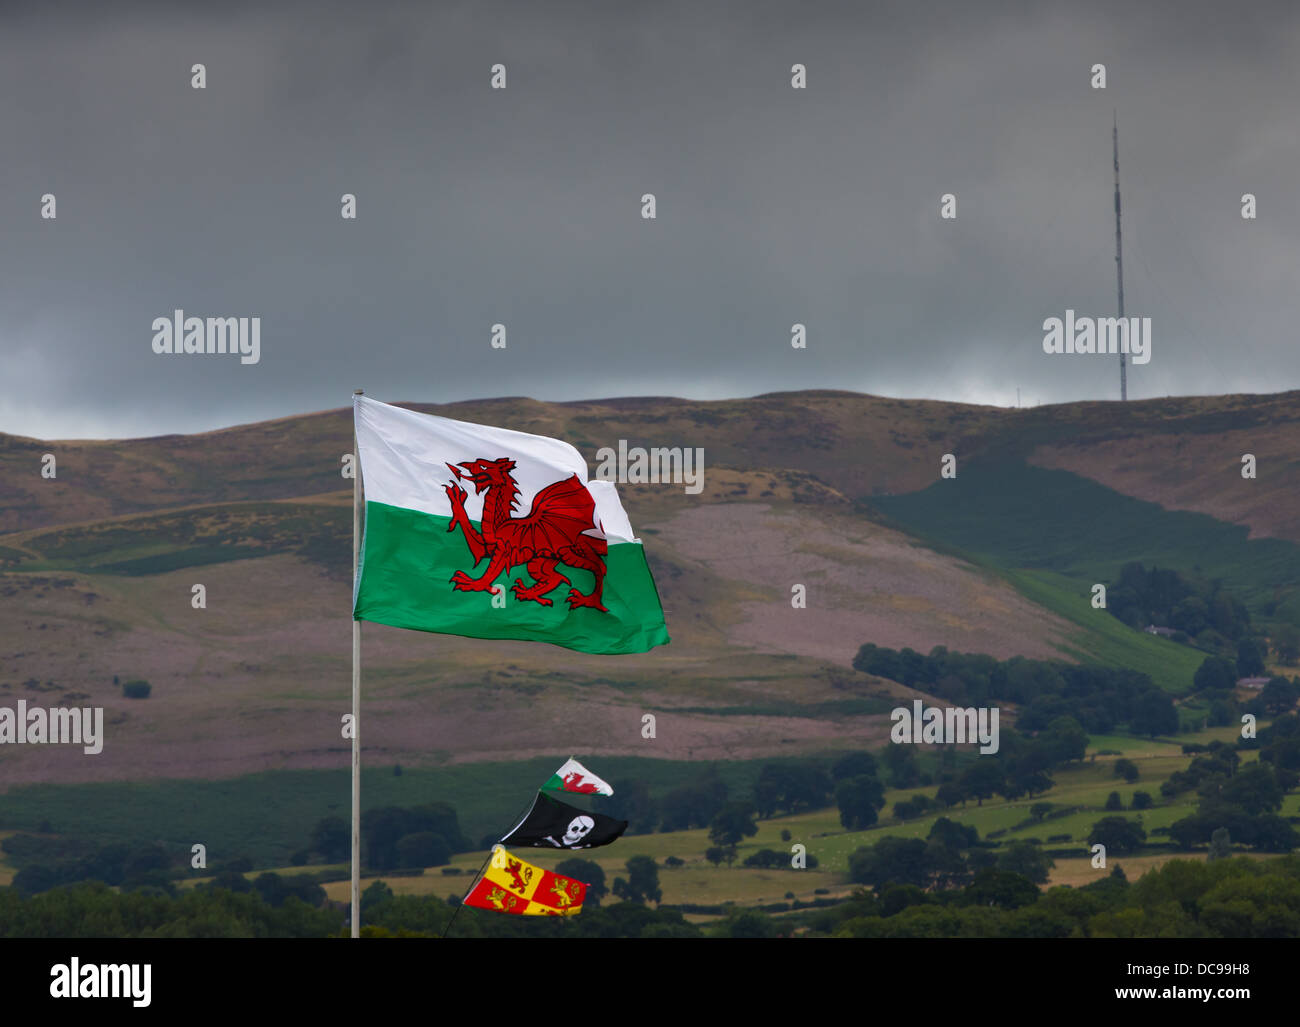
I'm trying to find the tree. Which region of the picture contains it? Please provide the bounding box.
[752,763,833,817]
[1272,624,1300,666]
[962,868,1039,910]
[1171,596,1209,637]
[394,831,450,868]
[1087,816,1146,855]
[122,680,151,699]
[555,858,606,906]
[1207,828,1232,862]
[714,910,777,939]
[893,799,921,821]
[883,745,921,789]
[607,778,658,834]
[958,760,1003,806]
[708,803,757,854]
[847,837,930,891]
[1194,655,1238,694]
[924,840,972,891]
[1113,758,1139,783]
[1029,802,1053,822]
[1207,699,1236,728]
[1131,690,1178,738]
[309,816,351,863]
[995,841,1055,885]
[360,880,394,913]
[1131,791,1153,810]
[1236,637,1267,678]
[928,816,978,851]
[704,846,725,866]
[659,770,727,831]
[1042,716,1089,764]
[1220,763,1283,816]
[361,804,467,870]
[1259,677,1300,716]
[835,775,884,829]
[832,751,878,781]
[612,856,661,905]
[1104,791,1123,811]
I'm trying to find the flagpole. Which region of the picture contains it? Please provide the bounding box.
[441,788,540,939]
[351,388,363,938]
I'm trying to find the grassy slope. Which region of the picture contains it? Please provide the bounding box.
[871,459,1300,691]
[873,460,1300,623]
[6,725,1294,911]
[0,756,807,866]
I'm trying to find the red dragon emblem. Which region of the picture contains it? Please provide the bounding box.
[443,458,609,612]
[563,772,600,794]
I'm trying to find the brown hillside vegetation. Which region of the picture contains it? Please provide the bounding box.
[3,388,1297,540]
[0,388,1295,785]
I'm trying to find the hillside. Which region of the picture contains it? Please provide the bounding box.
[1,389,1297,787]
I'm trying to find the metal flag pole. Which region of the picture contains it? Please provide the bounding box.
[351,388,364,937]
[1113,110,1127,402]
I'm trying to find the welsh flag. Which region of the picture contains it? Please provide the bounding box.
[352,396,669,655]
[542,757,614,796]
[464,847,587,916]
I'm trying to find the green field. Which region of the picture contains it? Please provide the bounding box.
[10,721,1280,913]
[873,459,1300,627]
[868,459,1300,693]
[0,755,833,868]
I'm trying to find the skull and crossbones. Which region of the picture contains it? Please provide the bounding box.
[545,815,595,848]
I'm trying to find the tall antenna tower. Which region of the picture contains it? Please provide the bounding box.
[1113,111,1127,401]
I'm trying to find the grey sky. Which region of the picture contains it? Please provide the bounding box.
[2,0,1297,439]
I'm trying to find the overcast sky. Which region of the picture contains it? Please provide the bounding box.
[2,0,1297,440]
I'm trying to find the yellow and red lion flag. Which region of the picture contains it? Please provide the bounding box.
[464,847,587,916]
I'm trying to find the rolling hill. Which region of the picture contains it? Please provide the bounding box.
[1,389,1297,790]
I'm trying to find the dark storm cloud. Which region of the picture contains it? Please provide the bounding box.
[1,0,1297,438]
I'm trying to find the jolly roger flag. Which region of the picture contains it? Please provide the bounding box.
[500,792,628,850]
[352,396,670,655]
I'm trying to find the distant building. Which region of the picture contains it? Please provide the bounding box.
[1237,677,1271,690]
[1144,624,1176,637]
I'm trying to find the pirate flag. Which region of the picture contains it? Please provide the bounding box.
[500,792,627,850]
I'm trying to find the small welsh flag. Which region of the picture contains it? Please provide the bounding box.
[542,757,613,796]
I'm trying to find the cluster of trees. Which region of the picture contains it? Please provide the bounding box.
[1188,654,1300,727]
[3,835,175,896]
[853,643,1179,737]
[7,845,1300,938]
[600,770,727,835]
[819,855,1300,937]
[847,818,1055,896]
[832,719,1099,831]
[605,762,838,838]
[1106,562,1254,646]
[1159,728,1300,853]
[0,879,341,938]
[0,855,685,939]
[307,803,469,872]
